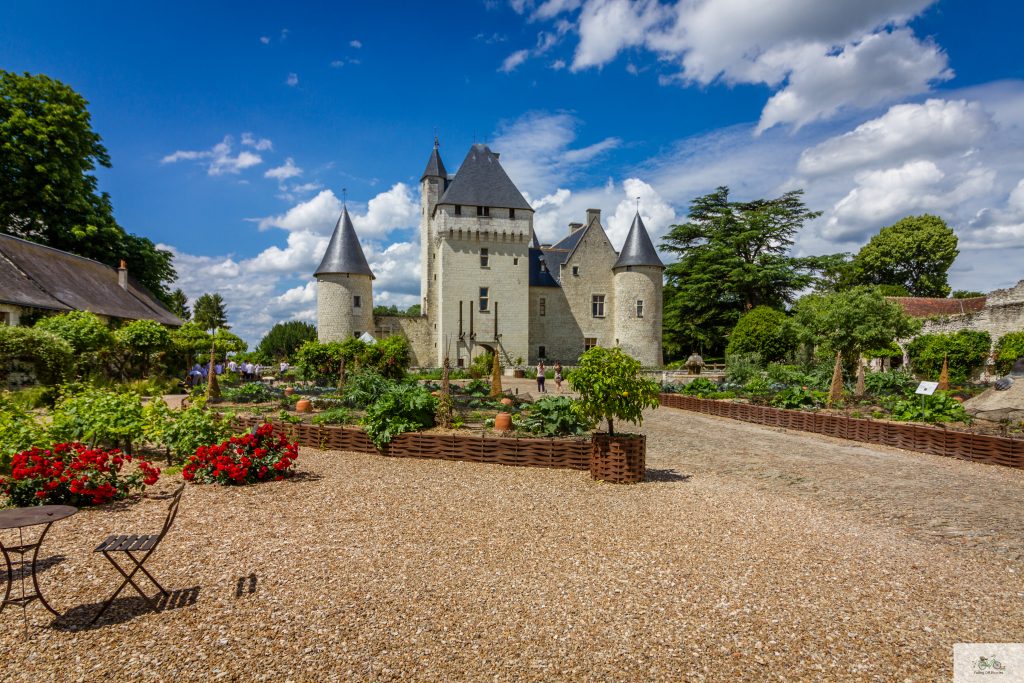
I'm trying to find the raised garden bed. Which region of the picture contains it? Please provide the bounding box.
[659,393,1024,469]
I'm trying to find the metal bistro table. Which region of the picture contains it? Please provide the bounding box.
[0,505,78,617]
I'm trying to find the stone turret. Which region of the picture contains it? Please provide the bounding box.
[315,205,375,342]
[420,138,447,317]
[613,212,664,367]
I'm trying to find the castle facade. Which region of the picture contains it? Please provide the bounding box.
[315,141,664,368]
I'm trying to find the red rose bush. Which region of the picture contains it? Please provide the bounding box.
[0,443,160,507]
[182,423,298,485]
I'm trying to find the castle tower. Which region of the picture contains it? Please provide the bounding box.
[612,212,665,367]
[315,205,375,342]
[420,138,447,318]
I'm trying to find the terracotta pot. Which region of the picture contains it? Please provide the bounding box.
[494,412,512,431]
[284,387,295,396]
[500,397,513,406]
[295,399,312,413]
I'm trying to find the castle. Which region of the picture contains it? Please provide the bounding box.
[315,141,664,368]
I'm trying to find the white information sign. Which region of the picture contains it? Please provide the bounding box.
[915,381,939,396]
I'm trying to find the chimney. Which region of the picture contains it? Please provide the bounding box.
[118,259,128,289]
[586,208,601,225]
[569,222,584,233]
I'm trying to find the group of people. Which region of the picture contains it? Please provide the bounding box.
[534,361,564,394]
[185,359,290,387]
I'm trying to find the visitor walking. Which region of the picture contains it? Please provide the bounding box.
[554,362,563,393]
[536,361,546,393]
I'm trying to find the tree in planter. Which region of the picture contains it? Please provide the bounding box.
[567,347,660,436]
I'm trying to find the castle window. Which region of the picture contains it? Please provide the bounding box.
[591,294,606,318]
[480,248,489,268]
[353,295,361,309]
[479,287,489,312]
[636,299,644,318]
[539,297,546,316]
[454,205,462,216]
[509,208,516,219]
[584,337,597,352]
[513,257,519,266]
[572,266,580,276]
[538,345,546,359]
[477,205,490,217]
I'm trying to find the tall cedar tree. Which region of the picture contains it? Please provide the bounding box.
[192,293,229,330]
[168,289,190,321]
[659,187,824,357]
[0,71,176,301]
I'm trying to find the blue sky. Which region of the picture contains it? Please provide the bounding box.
[3,1,1024,344]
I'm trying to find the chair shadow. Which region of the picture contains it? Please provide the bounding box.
[51,585,201,630]
[0,554,66,583]
[282,470,323,484]
[645,468,693,483]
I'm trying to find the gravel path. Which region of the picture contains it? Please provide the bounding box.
[0,409,1022,681]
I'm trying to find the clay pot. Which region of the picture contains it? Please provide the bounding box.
[295,399,312,413]
[500,397,513,406]
[284,387,295,396]
[431,390,441,397]
[494,412,512,431]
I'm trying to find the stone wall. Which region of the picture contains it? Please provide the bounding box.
[918,279,1024,344]
[374,314,433,367]
[613,265,663,367]
[316,273,374,342]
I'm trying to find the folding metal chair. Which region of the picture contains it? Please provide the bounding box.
[90,482,186,625]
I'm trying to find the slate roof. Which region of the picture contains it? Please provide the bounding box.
[888,296,987,318]
[0,234,181,325]
[314,206,375,278]
[528,248,561,288]
[613,212,664,269]
[438,144,532,211]
[420,139,447,181]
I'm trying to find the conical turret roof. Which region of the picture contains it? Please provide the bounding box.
[420,138,447,181]
[438,144,532,210]
[314,205,375,278]
[613,212,663,269]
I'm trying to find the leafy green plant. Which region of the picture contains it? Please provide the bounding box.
[362,384,437,448]
[907,330,991,384]
[765,363,812,388]
[277,409,303,424]
[461,379,491,397]
[567,347,659,436]
[864,369,916,397]
[312,407,352,425]
[522,396,591,436]
[341,371,395,409]
[0,326,73,386]
[680,377,719,397]
[743,376,772,397]
[49,387,145,451]
[468,351,494,380]
[725,353,763,385]
[161,397,233,462]
[889,391,970,424]
[771,386,824,409]
[995,331,1024,375]
[222,383,280,403]
[0,397,47,473]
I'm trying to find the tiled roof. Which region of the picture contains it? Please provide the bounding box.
[888,296,987,317]
[0,234,181,325]
[438,144,532,211]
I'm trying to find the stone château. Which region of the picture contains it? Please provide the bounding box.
[315,140,664,368]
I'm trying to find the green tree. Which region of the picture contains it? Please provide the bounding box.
[994,332,1024,375]
[660,187,823,356]
[0,71,176,301]
[255,321,317,362]
[725,306,797,362]
[952,289,985,299]
[168,288,190,320]
[850,215,958,297]
[567,346,660,436]
[0,326,73,386]
[405,304,421,316]
[791,286,921,363]
[34,310,112,355]
[906,330,991,385]
[192,293,229,330]
[114,319,173,378]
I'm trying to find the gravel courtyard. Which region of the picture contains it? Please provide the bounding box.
[1,407,1023,682]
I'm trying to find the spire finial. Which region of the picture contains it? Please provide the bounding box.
[342,187,347,207]
[433,128,439,149]
[635,196,641,213]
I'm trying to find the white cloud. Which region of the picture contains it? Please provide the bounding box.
[349,39,362,48]
[259,36,270,45]
[241,132,273,151]
[257,189,342,233]
[798,99,992,176]
[606,178,676,247]
[286,73,299,87]
[500,50,530,73]
[351,183,418,238]
[264,158,303,181]
[161,135,264,176]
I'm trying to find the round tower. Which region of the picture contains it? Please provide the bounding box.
[315,205,375,342]
[612,212,665,367]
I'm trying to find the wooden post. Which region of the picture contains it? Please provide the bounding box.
[828,350,843,406]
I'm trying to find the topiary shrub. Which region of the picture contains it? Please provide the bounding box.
[725,306,796,362]
[907,330,991,385]
[995,331,1024,375]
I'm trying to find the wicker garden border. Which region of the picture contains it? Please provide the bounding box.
[228,415,593,471]
[658,394,1024,469]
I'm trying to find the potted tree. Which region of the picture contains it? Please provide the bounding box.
[568,346,660,484]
